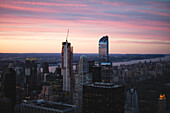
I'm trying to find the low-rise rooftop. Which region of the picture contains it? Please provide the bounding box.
[22,100,75,112]
[86,82,122,89]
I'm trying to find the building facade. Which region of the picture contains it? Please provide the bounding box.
[158,94,166,113]
[61,40,73,92]
[1,68,16,113]
[25,57,37,98]
[42,62,49,74]
[101,62,113,83]
[125,88,139,113]
[89,66,101,83]
[74,56,92,113]
[38,86,54,101]
[18,100,76,113]
[83,82,125,113]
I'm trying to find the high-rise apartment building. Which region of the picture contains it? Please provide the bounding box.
[42,62,49,74]
[89,66,101,83]
[101,62,113,83]
[158,94,166,113]
[0,68,16,113]
[88,61,102,83]
[25,57,37,98]
[99,36,109,64]
[83,82,125,113]
[125,88,139,113]
[74,56,92,113]
[38,85,54,101]
[61,40,73,92]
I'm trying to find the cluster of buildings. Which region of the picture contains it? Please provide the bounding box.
[0,35,169,113]
[111,60,167,84]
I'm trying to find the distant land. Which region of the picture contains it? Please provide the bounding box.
[0,53,170,55]
[0,53,168,64]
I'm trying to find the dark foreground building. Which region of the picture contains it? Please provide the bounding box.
[83,82,125,113]
[89,66,101,83]
[0,68,16,113]
[16,100,76,113]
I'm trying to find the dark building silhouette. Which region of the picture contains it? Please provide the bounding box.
[158,94,166,113]
[3,68,16,105]
[83,82,125,113]
[55,67,61,75]
[125,88,139,113]
[18,100,76,113]
[0,98,14,113]
[42,62,49,74]
[101,62,113,83]
[0,68,16,113]
[24,58,37,98]
[88,61,95,67]
[89,66,101,83]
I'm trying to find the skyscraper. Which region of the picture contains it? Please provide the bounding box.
[83,82,125,113]
[61,40,73,92]
[74,56,92,113]
[42,62,49,74]
[1,68,16,113]
[78,56,89,76]
[99,36,109,64]
[125,88,139,113]
[89,66,101,83]
[101,62,113,83]
[158,94,166,113]
[25,57,37,98]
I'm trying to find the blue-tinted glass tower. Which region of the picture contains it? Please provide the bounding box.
[99,36,109,63]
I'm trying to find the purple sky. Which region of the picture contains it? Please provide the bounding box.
[0,0,170,54]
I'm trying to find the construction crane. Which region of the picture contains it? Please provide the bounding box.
[66,29,69,41]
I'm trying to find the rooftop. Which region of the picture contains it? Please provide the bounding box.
[22,100,75,111]
[101,62,111,66]
[99,36,108,43]
[86,82,122,89]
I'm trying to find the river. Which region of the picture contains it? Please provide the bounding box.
[48,56,170,73]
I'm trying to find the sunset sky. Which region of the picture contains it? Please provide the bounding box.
[0,0,170,54]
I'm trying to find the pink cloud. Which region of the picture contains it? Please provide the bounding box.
[0,15,76,25]
[110,33,170,41]
[134,9,170,17]
[0,27,58,32]
[95,1,129,6]
[0,2,128,19]
[0,3,62,13]
[146,1,170,6]
[80,20,170,31]
[1,14,170,41]
[11,1,87,7]
[0,37,56,41]
[112,40,170,45]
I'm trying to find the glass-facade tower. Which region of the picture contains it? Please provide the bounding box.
[99,36,109,64]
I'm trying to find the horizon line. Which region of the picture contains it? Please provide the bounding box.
[0,53,169,55]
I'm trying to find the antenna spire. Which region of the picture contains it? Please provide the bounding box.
[66,29,69,41]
